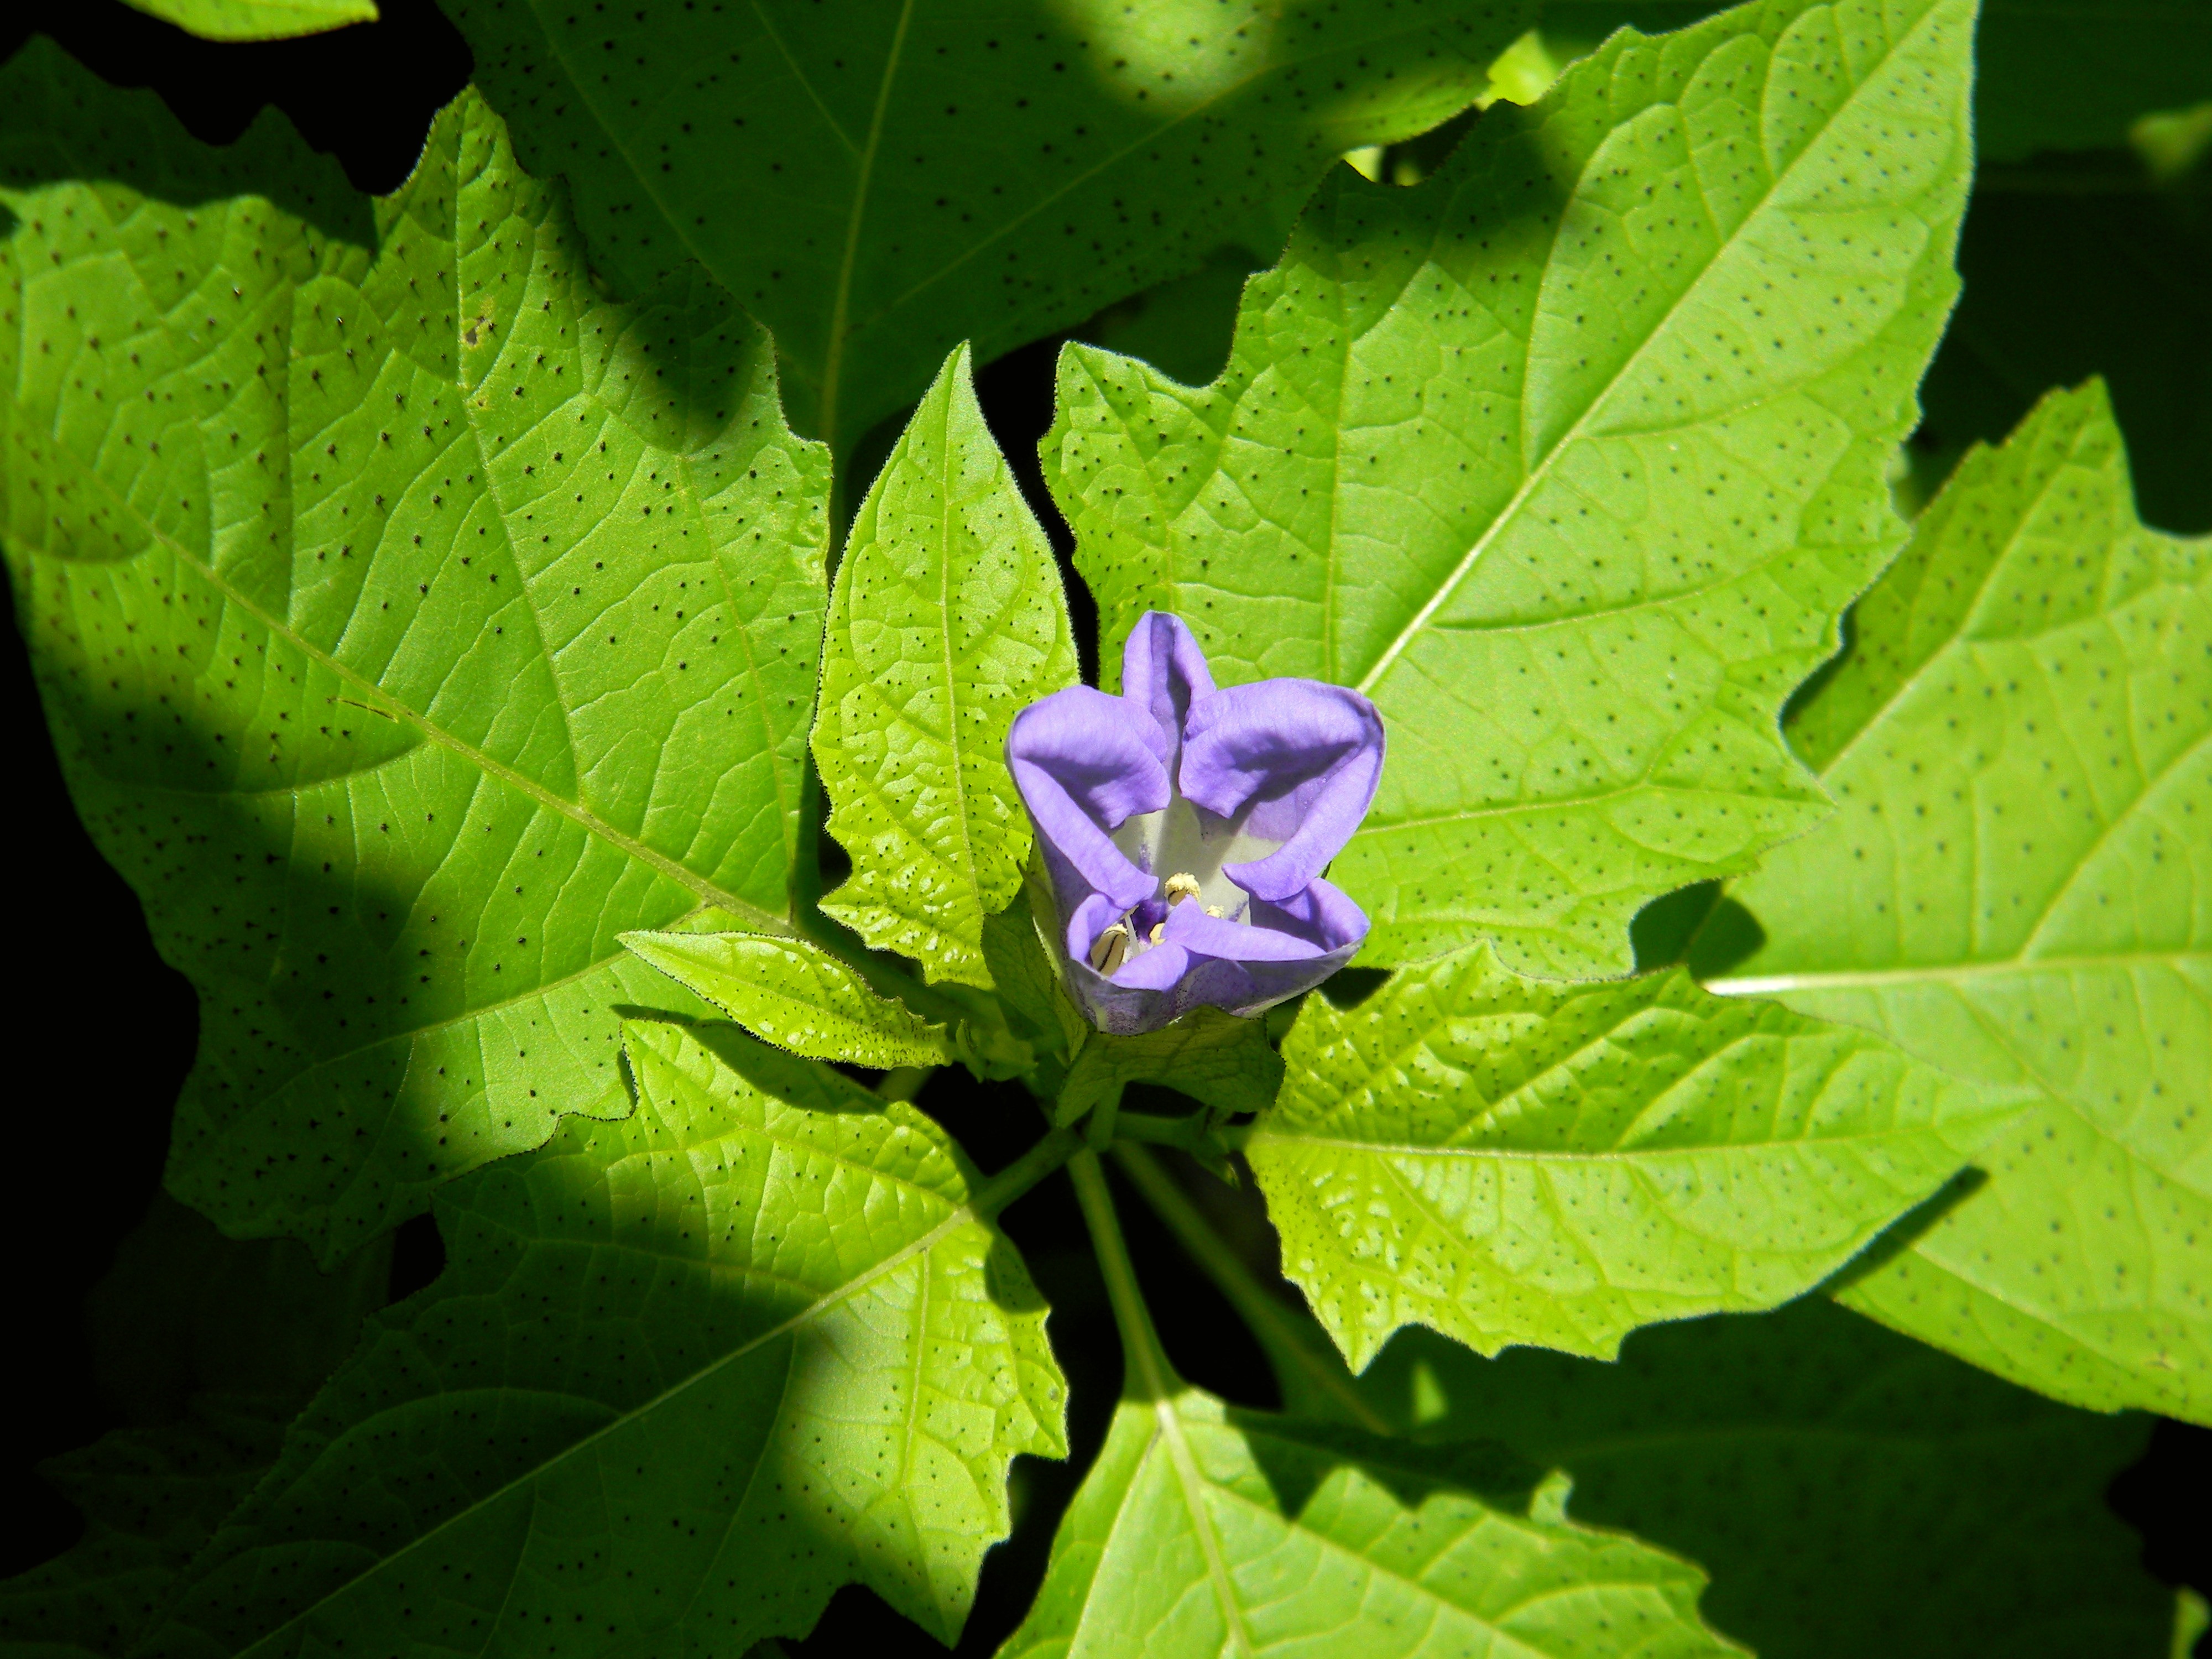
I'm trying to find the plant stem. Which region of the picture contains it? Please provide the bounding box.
[1069,1150,1177,1401]
[973,1126,1084,1220]
[1112,1144,1391,1435]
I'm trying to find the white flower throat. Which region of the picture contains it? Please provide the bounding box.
[1087,796,1277,972]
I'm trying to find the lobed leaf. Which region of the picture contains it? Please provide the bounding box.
[815,346,1078,988]
[1352,1299,2175,1658]
[1708,382,2212,1421]
[622,928,955,1067]
[142,1019,1068,1659]
[1001,1387,1740,1658]
[447,0,1538,455]
[118,0,378,42]
[0,55,829,1259]
[1046,0,1978,975]
[1249,945,2027,1369]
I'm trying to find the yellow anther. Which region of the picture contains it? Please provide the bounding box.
[1204,904,1225,919]
[1089,922,1130,975]
[1165,872,1202,906]
[1149,922,1167,945]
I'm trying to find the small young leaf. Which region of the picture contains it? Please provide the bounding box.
[1056,1010,1285,1130]
[1249,945,2028,1370]
[1709,382,2212,1422]
[622,929,954,1067]
[143,1020,1067,1658]
[1046,0,1977,977]
[1352,1300,2174,1659]
[118,0,377,41]
[0,54,830,1260]
[1000,1389,1740,1658]
[447,0,1538,454]
[815,345,1078,988]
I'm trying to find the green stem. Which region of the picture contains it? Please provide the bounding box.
[972,1126,1084,1220]
[1069,1151,1177,1401]
[1112,1144,1391,1435]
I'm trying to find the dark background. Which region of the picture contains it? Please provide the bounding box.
[0,4,2205,1654]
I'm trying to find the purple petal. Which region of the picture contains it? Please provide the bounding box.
[1120,611,1216,773]
[1153,896,1329,962]
[1248,875,1369,952]
[1008,686,1166,921]
[1179,679,1385,901]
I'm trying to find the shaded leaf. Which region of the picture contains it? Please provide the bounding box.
[815,346,1077,988]
[0,56,828,1259]
[143,1019,1068,1658]
[448,0,1538,455]
[622,929,954,1067]
[1057,1010,1284,1130]
[980,870,1090,1074]
[1708,382,2212,1422]
[1249,945,2027,1369]
[1001,1387,1739,1658]
[117,0,377,41]
[1046,0,1976,975]
[1354,1299,2174,1659]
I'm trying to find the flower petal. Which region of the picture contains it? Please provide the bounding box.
[1008,686,1166,919]
[1179,679,1384,901]
[1120,611,1216,771]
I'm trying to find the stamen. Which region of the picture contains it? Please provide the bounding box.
[1164,872,1202,906]
[1149,922,1166,945]
[1089,922,1130,974]
[1204,904,1225,918]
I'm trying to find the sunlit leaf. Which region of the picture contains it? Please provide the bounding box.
[1249,945,2026,1369]
[1708,381,2212,1422]
[0,53,828,1258]
[1046,0,1976,975]
[118,0,377,42]
[814,346,1077,988]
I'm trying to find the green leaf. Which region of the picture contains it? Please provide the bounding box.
[1056,1009,1284,1130]
[1706,382,2212,1422]
[1001,1389,1740,1658]
[814,345,1078,988]
[144,1019,1070,1658]
[1352,1299,2174,1659]
[2,1195,392,1659]
[980,870,1090,1073]
[118,0,377,41]
[0,53,830,1259]
[1248,945,2027,1370]
[1533,1,2212,163]
[622,929,954,1067]
[446,0,1538,456]
[1046,0,1977,976]
[1,1400,298,1659]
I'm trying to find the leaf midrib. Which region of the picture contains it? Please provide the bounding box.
[28,417,790,940]
[1351,2,1948,699]
[1708,947,2211,997]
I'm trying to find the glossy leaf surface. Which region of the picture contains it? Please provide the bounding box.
[1249,946,2026,1369]
[0,57,828,1258]
[1354,1299,2174,1658]
[815,346,1077,988]
[144,1019,1067,1659]
[449,0,1537,454]
[623,928,954,1067]
[1000,1389,1738,1659]
[1047,0,1976,975]
[1711,382,2212,1421]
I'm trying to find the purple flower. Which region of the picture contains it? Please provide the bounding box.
[1007,612,1384,1035]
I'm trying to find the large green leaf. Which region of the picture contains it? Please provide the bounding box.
[447,0,1537,457]
[1706,382,2212,1422]
[1000,1390,1739,1658]
[1352,1300,2174,1658]
[1055,1008,1285,1129]
[622,929,956,1067]
[118,0,377,41]
[1248,945,2027,1369]
[0,53,830,1259]
[1045,0,1976,976]
[1535,1,2212,162]
[142,1019,1070,1659]
[815,346,1077,988]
